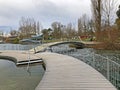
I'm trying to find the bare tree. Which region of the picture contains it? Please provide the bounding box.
[91,0,102,41]
[19,17,39,38]
[66,23,72,39]
[116,5,120,30]
[51,22,62,39]
[36,21,42,35]
[102,0,118,26]
[66,23,77,40]
[78,14,93,36]
[78,14,87,35]
[78,17,83,36]
[10,30,18,36]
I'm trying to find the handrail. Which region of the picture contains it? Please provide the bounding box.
[51,47,120,89]
[74,52,120,89]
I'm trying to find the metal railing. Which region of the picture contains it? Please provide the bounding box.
[71,52,120,89]
[50,46,120,89]
[0,44,38,50]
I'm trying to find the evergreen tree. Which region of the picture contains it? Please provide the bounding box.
[116,5,120,30]
[116,5,120,18]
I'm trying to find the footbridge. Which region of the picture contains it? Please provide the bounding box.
[0,42,117,90]
[30,41,85,53]
[35,52,116,90]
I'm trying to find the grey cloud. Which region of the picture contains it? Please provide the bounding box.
[0,0,91,29]
[34,0,71,18]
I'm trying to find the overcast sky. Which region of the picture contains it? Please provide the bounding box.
[0,0,92,31]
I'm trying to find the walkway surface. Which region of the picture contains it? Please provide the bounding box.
[30,41,64,52]
[35,52,116,90]
[0,50,40,62]
[0,41,116,90]
[29,41,100,53]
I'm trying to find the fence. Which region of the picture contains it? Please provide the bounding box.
[0,44,38,50]
[2,43,120,89]
[77,53,120,89]
[50,46,120,89]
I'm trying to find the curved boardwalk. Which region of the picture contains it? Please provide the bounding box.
[30,41,84,53]
[0,50,40,62]
[35,52,116,90]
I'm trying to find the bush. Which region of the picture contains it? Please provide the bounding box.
[93,27,120,50]
[13,38,19,44]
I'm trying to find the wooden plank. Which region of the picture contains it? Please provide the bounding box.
[16,59,43,66]
[35,52,117,90]
[0,49,117,90]
[0,51,39,62]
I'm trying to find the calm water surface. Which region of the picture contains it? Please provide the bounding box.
[0,44,40,50]
[0,59,44,90]
[0,43,120,89]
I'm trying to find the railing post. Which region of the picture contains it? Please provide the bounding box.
[92,52,95,68]
[107,57,110,80]
[27,50,30,71]
[34,47,36,53]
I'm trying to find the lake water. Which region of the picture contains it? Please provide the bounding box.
[0,59,45,90]
[0,44,40,50]
[1,43,120,89]
[0,44,44,90]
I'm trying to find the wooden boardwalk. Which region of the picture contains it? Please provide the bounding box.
[29,41,84,53]
[0,50,40,62]
[0,42,117,90]
[0,50,116,89]
[35,52,116,90]
[29,41,100,53]
[30,42,65,53]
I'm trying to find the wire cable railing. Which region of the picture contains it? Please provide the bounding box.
[0,44,39,51]
[71,52,120,89]
[49,46,120,89]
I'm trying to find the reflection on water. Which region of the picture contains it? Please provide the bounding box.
[0,59,44,90]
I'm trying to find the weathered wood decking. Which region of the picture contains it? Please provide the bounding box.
[0,50,40,62]
[29,41,100,53]
[35,52,116,90]
[29,41,84,53]
[0,50,116,90]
